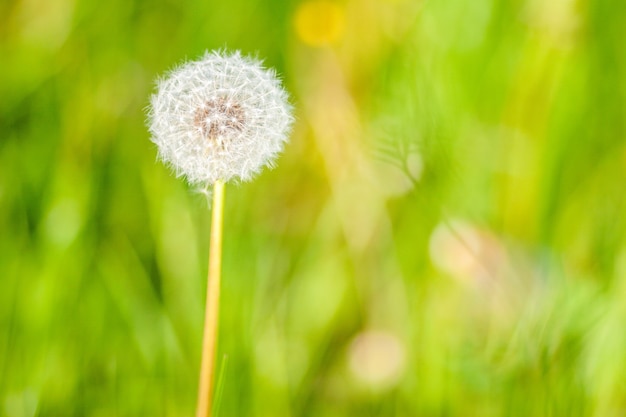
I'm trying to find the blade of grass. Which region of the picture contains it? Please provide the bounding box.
[212,354,229,417]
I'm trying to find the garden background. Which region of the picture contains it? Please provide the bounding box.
[1,0,625,415]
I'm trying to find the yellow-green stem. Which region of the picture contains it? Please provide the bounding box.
[196,179,225,417]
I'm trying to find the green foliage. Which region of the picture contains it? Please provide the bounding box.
[1,0,625,415]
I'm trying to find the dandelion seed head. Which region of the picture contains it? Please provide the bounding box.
[147,50,294,185]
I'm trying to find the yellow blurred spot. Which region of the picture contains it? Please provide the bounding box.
[18,0,75,49]
[294,1,344,46]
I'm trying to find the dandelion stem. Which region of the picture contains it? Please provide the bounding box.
[196,179,225,417]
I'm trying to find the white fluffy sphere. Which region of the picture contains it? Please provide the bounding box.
[148,50,293,185]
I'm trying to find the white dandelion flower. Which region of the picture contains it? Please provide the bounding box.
[147,50,294,185]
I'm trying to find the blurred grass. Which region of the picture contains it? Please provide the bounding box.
[1,0,625,415]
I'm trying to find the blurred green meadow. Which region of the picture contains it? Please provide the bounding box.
[1,0,626,415]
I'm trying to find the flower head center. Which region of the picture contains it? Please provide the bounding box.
[194,97,246,140]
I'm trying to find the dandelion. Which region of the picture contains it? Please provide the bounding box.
[148,50,293,186]
[147,50,293,417]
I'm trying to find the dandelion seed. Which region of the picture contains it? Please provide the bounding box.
[147,50,294,185]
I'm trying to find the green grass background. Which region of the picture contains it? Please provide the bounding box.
[1,0,625,415]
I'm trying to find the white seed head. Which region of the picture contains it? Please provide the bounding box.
[147,50,294,185]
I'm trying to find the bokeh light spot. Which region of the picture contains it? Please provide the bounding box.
[348,330,406,389]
